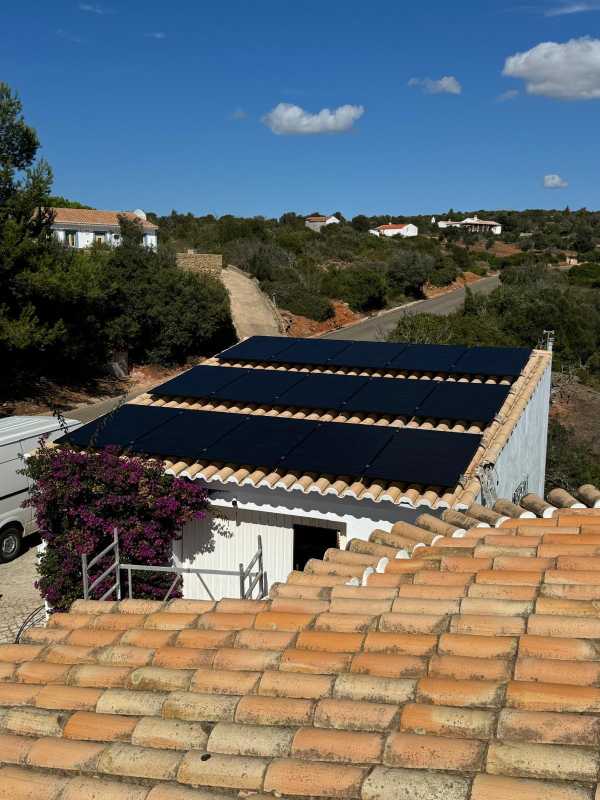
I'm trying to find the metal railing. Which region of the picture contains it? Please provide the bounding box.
[81,531,267,602]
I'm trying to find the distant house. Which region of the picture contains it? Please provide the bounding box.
[438,215,502,235]
[369,223,418,238]
[51,208,159,249]
[304,214,340,233]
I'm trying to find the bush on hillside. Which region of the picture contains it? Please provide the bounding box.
[263,280,333,321]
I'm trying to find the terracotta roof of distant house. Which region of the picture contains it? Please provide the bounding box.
[3,483,600,798]
[51,208,159,231]
[377,224,409,230]
[306,215,329,222]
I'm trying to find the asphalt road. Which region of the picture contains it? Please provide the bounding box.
[320,275,500,341]
[69,275,500,424]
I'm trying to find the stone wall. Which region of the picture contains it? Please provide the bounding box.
[176,250,223,276]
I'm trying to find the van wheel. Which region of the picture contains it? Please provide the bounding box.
[0,525,22,563]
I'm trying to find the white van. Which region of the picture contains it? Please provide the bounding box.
[0,416,81,563]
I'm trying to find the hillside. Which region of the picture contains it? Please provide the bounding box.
[150,208,600,323]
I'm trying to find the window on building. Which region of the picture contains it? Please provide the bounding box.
[65,230,77,247]
[292,524,340,571]
[94,231,106,244]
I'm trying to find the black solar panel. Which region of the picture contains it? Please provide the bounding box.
[272,339,353,366]
[152,366,251,398]
[364,428,481,487]
[151,365,510,422]
[205,416,318,468]
[133,411,245,460]
[278,373,368,410]
[60,405,180,449]
[219,336,299,362]
[454,346,531,377]
[326,341,408,370]
[66,404,482,489]
[389,344,467,374]
[281,422,394,477]
[217,336,531,379]
[349,379,436,417]
[418,382,511,423]
[211,369,306,406]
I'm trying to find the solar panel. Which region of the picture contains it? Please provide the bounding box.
[218,336,299,363]
[454,346,532,377]
[267,339,353,366]
[348,379,435,417]
[151,365,510,423]
[417,382,510,423]
[281,422,394,477]
[364,428,481,487]
[206,416,319,468]
[133,411,245,459]
[389,344,467,374]
[65,404,482,489]
[278,373,368,410]
[216,337,531,380]
[61,405,180,449]
[211,369,306,406]
[325,341,408,370]
[152,366,251,399]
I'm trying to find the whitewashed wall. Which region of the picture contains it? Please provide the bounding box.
[483,360,552,503]
[174,506,345,601]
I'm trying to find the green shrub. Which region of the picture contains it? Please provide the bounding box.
[263,281,333,321]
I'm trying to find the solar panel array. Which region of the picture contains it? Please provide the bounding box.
[218,336,532,378]
[152,364,511,423]
[63,405,482,489]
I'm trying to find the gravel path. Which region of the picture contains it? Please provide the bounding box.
[0,537,44,643]
[221,266,282,339]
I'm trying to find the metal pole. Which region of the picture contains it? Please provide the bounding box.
[239,563,245,599]
[113,528,121,600]
[128,568,133,599]
[82,554,89,600]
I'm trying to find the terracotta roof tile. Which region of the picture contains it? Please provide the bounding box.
[5,486,600,797]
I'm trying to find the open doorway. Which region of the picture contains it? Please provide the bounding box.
[293,524,340,571]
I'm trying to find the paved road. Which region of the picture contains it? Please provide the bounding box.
[0,536,43,643]
[321,275,500,341]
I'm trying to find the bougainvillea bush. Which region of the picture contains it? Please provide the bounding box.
[23,441,209,611]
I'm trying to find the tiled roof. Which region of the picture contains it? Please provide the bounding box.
[51,208,159,231]
[376,224,409,230]
[2,484,600,798]
[121,349,551,510]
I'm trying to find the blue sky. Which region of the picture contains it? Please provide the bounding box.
[3,1,600,217]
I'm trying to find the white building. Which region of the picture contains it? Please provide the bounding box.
[438,215,502,235]
[369,223,418,238]
[67,337,552,602]
[304,214,340,232]
[51,208,158,250]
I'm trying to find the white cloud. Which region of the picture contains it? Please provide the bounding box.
[79,3,110,14]
[262,103,364,135]
[145,32,166,39]
[545,2,600,15]
[497,89,519,102]
[503,37,600,99]
[230,109,247,121]
[56,28,82,43]
[544,173,569,188]
[408,76,462,95]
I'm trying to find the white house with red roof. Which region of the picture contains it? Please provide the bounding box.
[51,207,159,249]
[369,222,418,238]
[304,214,340,232]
